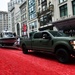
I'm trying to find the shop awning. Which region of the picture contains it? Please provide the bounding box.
[53,17,75,30]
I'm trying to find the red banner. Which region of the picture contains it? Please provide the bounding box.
[23,24,27,32]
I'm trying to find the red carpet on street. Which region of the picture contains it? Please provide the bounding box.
[0,47,75,75]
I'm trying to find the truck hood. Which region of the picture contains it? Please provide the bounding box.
[53,37,75,40]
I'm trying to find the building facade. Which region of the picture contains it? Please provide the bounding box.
[37,0,75,36]
[0,11,8,33]
[15,5,21,36]
[27,0,39,35]
[8,0,75,36]
[53,0,75,36]
[19,0,27,36]
[8,0,25,36]
[37,0,54,31]
[20,0,39,37]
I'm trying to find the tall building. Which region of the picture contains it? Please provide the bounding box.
[37,0,75,36]
[19,0,27,36]
[0,11,8,32]
[37,0,54,30]
[52,0,75,36]
[27,0,39,34]
[8,0,25,36]
[10,4,21,36]
[15,9,21,37]
[19,0,39,37]
[8,0,75,36]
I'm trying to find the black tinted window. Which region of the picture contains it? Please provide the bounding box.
[50,31,68,37]
[34,33,42,39]
[42,32,50,37]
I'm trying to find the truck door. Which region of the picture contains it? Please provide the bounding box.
[31,32,43,51]
[41,32,53,51]
[32,32,52,51]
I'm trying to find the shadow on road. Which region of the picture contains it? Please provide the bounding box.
[27,51,75,64]
[27,51,57,62]
[0,46,21,51]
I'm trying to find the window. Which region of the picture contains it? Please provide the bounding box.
[40,13,52,26]
[34,21,37,28]
[40,17,43,22]
[28,0,36,20]
[72,0,75,15]
[21,8,26,14]
[38,0,40,6]
[41,0,47,3]
[42,0,45,2]
[34,33,42,39]
[42,5,47,11]
[43,15,47,25]
[42,32,50,39]
[60,4,68,17]
[46,14,52,24]
[0,14,2,20]
[59,0,67,3]
[29,21,37,30]
[18,0,20,3]
[21,0,23,2]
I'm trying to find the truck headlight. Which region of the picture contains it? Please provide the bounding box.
[70,41,75,49]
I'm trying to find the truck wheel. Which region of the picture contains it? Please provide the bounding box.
[22,44,28,54]
[56,48,70,63]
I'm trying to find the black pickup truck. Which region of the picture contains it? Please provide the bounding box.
[20,30,75,63]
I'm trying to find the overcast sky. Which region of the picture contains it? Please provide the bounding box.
[0,0,10,11]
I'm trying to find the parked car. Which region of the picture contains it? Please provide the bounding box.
[0,30,17,46]
[20,30,75,63]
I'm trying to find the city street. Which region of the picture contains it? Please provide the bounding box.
[0,47,75,75]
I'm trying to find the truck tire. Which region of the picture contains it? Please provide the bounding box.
[22,44,28,54]
[55,48,70,63]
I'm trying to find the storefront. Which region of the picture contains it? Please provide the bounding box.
[53,17,75,36]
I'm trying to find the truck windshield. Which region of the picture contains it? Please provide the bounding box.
[49,31,68,37]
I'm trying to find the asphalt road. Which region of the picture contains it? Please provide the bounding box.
[0,48,75,75]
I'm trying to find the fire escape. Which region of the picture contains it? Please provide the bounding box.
[37,0,54,30]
